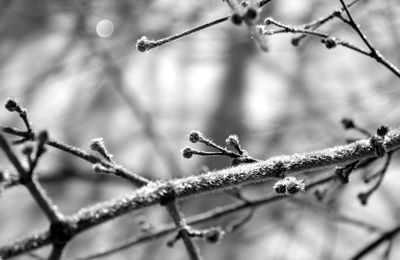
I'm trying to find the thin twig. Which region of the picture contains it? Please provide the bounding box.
[262,6,400,78]
[134,0,273,52]
[305,0,362,29]
[165,202,202,260]
[383,239,393,260]
[225,208,256,233]
[136,16,229,52]
[262,18,371,56]
[292,0,362,45]
[338,0,375,53]
[358,152,392,205]
[338,0,400,77]
[350,225,400,260]
[0,133,61,223]
[0,125,149,187]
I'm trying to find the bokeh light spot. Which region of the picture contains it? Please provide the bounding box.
[96,19,114,38]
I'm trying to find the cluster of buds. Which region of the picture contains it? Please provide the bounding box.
[273,176,305,195]
[230,6,259,25]
[181,130,258,166]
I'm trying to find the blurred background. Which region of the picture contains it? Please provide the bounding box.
[1,0,400,259]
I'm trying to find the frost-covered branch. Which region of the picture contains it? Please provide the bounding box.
[1,127,400,258]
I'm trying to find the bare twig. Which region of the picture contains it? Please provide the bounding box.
[383,239,393,260]
[225,208,256,233]
[338,0,375,53]
[338,0,400,77]
[260,17,400,77]
[291,0,363,45]
[0,133,61,223]
[165,202,202,260]
[357,152,392,205]
[135,0,274,52]
[136,16,229,52]
[261,18,371,56]
[0,125,149,187]
[350,225,400,260]
[341,118,371,137]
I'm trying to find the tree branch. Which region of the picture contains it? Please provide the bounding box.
[2,128,400,258]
